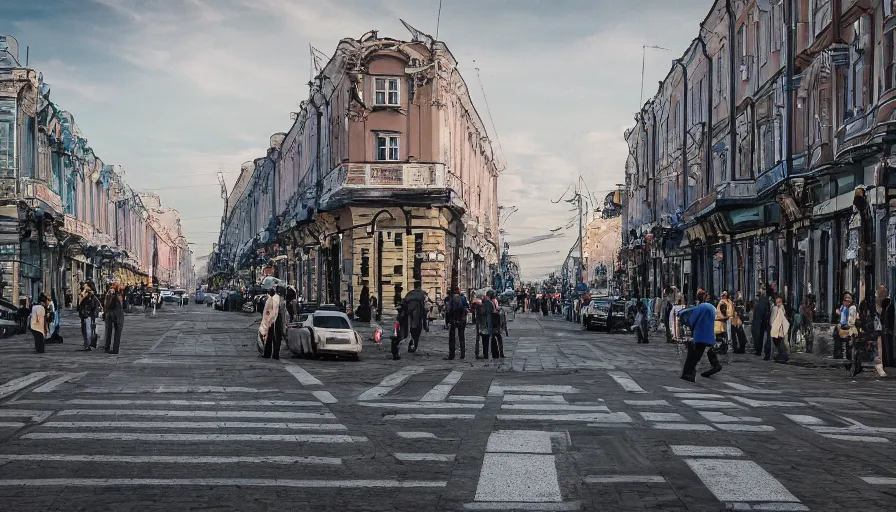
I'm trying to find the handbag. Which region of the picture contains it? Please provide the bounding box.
[45,311,55,324]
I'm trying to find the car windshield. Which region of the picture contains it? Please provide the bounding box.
[312,315,350,329]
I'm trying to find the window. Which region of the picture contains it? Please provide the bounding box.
[886,30,896,91]
[376,134,400,161]
[394,233,403,247]
[887,0,894,18]
[374,78,400,106]
[312,315,350,329]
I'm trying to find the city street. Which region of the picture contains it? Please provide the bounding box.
[0,306,894,511]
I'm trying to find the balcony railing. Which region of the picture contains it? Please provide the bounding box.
[320,162,465,208]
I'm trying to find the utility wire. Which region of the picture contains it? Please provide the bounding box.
[435,0,443,41]
[473,63,507,170]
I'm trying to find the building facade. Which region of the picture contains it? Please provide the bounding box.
[211,24,501,309]
[0,35,193,303]
[623,0,896,323]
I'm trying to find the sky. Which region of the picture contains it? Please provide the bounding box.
[0,0,712,279]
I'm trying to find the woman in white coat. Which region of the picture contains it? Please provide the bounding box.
[769,295,790,363]
[258,287,288,360]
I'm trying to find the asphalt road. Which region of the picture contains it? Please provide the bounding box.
[0,303,894,511]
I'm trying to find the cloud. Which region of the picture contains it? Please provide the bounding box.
[36,59,113,103]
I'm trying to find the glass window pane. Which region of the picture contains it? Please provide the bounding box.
[375,78,386,90]
[375,91,385,104]
[388,79,398,91]
[388,92,398,104]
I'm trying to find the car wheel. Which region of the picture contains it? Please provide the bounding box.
[352,353,361,362]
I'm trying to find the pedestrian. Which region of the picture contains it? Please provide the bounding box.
[392,286,426,359]
[475,292,495,359]
[45,294,62,344]
[715,291,733,354]
[634,298,649,344]
[259,287,288,360]
[285,285,298,322]
[669,296,685,341]
[29,293,50,354]
[834,292,857,360]
[680,289,722,382]
[489,290,505,358]
[78,283,101,351]
[752,288,772,357]
[874,286,889,377]
[541,294,549,317]
[103,282,125,354]
[881,292,895,369]
[769,295,790,363]
[17,296,30,335]
[445,287,468,360]
[800,293,816,354]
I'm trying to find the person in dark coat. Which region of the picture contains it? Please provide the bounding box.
[392,287,426,358]
[445,287,468,360]
[752,289,772,357]
[78,283,101,351]
[475,293,495,359]
[356,285,371,323]
[103,282,125,354]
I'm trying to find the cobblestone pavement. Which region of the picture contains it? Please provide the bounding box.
[0,305,895,511]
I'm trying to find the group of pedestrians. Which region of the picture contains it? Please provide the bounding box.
[389,286,506,361]
[26,280,125,354]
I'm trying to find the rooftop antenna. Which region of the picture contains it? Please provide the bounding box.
[435,0,443,41]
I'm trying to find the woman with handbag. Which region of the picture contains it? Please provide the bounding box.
[78,283,101,351]
[769,295,790,363]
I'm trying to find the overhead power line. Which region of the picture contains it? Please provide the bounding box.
[473,62,507,171]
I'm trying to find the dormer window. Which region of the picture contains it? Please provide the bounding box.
[374,78,400,106]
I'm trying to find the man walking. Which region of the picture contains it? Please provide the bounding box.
[29,293,49,354]
[680,290,722,382]
[445,287,468,360]
[259,287,288,360]
[752,288,772,357]
[103,282,125,355]
[475,292,495,359]
[78,282,100,351]
[392,287,426,359]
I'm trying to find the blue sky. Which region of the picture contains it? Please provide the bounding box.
[1,0,711,279]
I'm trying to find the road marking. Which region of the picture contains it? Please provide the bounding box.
[486,430,566,454]
[821,434,890,443]
[463,503,581,511]
[684,459,801,503]
[282,362,322,386]
[40,421,348,430]
[673,393,725,399]
[584,475,665,483]
[384,413,475,420]
[784,415,825,426]
[0,478,444,488]
[312,391,338,404]
[147,333,168,352]
[0,410,51,421]
[358,367,425,401]
[488,385,580,397]
[0,422,25,428]
[698,411,762,423]
[624,400,670,407]
[731,397,807,408]
[420,371,463,402]
[54,399,323,407]
[670,445,745,457]
[0,454,342,465]
[360,402,483,409]
[861,477,896,485]
[32,372,88,393]
[21,433,363,443]
[714,424,775,432]
[725,504,809,511]
[681,400,744,409]
[0,372,54,399]
[652,423,715,431]
[397,432,438,439]
[82,386,282,394]
[501,404,610,412]
[497,412,631,423]
[663,386,697,392]
[475,453,562,502]
[450,396,486,402]
[57,409,334,419]
[503,395,569,403]
[394,453,456,461]
[639,412,686,422]
[607,371,646,393]
[723,382,781,395]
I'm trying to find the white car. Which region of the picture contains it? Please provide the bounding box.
[286,310,362,361]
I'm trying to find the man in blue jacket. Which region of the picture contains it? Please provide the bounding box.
[681,290,722,382]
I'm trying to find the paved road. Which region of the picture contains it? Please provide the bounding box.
[0,304,894,511]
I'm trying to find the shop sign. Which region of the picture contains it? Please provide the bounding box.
[23,179,62,214]
[346,164,366,185]
[369,165,403,186]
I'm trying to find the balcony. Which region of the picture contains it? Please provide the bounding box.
[319,162,466,210]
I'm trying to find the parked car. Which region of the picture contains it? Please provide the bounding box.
[286,309,362,361]
[582,297,631,332]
